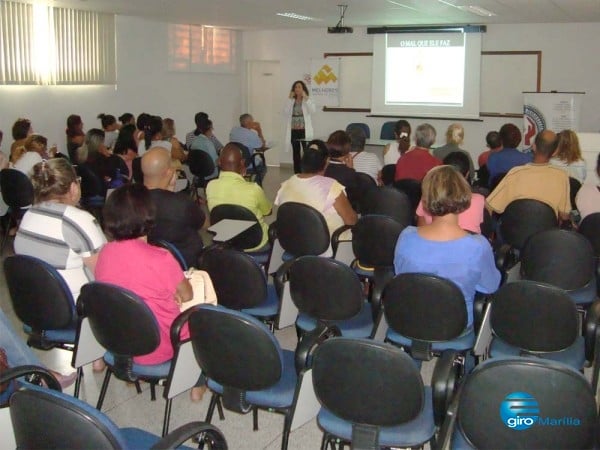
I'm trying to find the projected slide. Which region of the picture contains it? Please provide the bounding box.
[385,34,465,106]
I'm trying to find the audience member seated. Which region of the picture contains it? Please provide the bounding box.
[487,130,570,221]
[189,118,219,180]
[382,119,412,166]
[185,112,224,153]
[486,123,532,185]
[97,113,119,150]
[0,307,76,390]
[348,127,382,183]
[275,139,357,236]
[138,115,171,157]
[66,114,85,162]
[394,165,501,327]
[576,153,600,221]
[550,129,587,183]
[229,113,266,153]
[134,112,150,145]
[325,130,359,206]
[10,118,33,163]
[77,129,127,189]
[12,134,56,176]
[476,131,502,187]
[142,148,206,268]
[14,158,106,300]
[394,123,442,182]
[118,112,135,127]
[416,152,485,234]
[206,143,272,251]
[112,124,138,180]
[162,118,187,166]
[433,123,475,178]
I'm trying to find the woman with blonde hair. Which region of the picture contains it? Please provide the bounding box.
[162,118,187,165]
[394,165,500,327]
[551,129,586,183]
[12,134,57,175]
[433,123,475,179]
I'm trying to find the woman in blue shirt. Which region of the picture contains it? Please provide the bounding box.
[394,165,501,326]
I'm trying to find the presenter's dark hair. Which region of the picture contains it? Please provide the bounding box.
[103,184,156,241]
[394,120,411,136]
[291,80,309,97]
[499,123,522,148]
[302,140,329,173]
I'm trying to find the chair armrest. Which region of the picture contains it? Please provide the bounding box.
[268,221,277,245]
[431,350,460,427]
[252,152,266,167]
[151,421,228,450]
[472,292,491,336]
[294,322,341,375]
[436,379,464,450]
[331,224,353,254]
[372,267,395,322]
[0,365,61,392]
[273,259,294,300]
[585,300,600,362]
[170,308,197,349]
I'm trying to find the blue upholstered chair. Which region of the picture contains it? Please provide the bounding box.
[345,122,371,138]
[379,121,396,140]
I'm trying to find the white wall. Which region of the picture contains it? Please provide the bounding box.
[243,23,600,165]
[0,15,242,154]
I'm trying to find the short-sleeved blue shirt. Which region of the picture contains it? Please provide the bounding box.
[487,147,533,185]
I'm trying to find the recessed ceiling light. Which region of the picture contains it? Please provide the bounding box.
[276,12,319,21]
[457,5,496,17]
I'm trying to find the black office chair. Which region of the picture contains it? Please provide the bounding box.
[5,381,228,449]
[379,121,396,140]
[520,229,596,306]
[569,176,582,211]
[0,365,61,408]
[3,255,81,393]
[382,273,475,369]
[0,168,33,252]
[131,157,143,184]
[188,305,335,450]
[346,122,370,138]
[231,142,266,186]
[209,204,271,265]
[285,255,374,339]
[359,186,413,225]
[352,172,377,213]
[76,163,106,223]
[312,338,437,449]
[392,178,422,212]
[187,149,216,201]
[439,358,599,450]
[197,246,279,330]
[78,282,198,436]
[579,212,600,295]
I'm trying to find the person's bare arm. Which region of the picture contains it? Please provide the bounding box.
[83,254,99,275]
[333,193,358,226]
[175,278,194,305]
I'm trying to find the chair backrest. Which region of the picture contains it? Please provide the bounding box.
[197,246,266,309]
[380,164,396,186]
[499,199,558,250]
[379,121,396,140]
[151,240,188,270]
[490,280,578,353]
[188,305,282,390]
[4,255,75,331]
[76,163,106,199]
[520,229,595,290]
[210,204,262,251]
[360,186,413,226]
[230,142,254,168]
[288,256,363,321]
[346,122,370,138]
[454,358,598,449]
[187,149,215,177]
[352,215,405,268]
[579,212,600,256]
[77,282,160,357]
[10,385,128,449]
[569,177,582,211]
[392,178,422,212]
[131,157,143,184]
[353,172,378,212]
[0,168,33,210]
[275,202,330,256]
[313,338,424,426]
[383,273,467,342]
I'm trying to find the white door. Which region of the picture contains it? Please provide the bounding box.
[247,60,281,166]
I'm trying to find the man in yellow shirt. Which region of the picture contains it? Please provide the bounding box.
[486,129,570,221]
[206,143,272,251]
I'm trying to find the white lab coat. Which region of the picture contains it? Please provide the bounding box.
[283,97,317,155]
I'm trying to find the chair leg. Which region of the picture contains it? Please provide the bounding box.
[135,380,142,394]
[216,396,225,420]
[162,398,172,437]
[0,215,12,255]
[281,414,292,450]
[205,393,218,423]
[150,381,156,400]
[253,407,259,431]
[73,367,83,399]
[96,370,112,410]
[320,433,328,450]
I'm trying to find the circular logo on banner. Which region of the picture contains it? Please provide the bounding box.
[523,104,546,147]
[500,392,540,430]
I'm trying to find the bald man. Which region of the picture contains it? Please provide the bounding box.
[142,147,206,267]
[206,143,272,251]
[487,129,570,221]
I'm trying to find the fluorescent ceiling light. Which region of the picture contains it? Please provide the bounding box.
[457,5,496,16]
[386,0,419,11]
[276,12,319,21]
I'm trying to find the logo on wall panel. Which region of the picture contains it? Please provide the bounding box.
[523,104,546,147]
[313,64,338,85]
[500,392,581,430]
